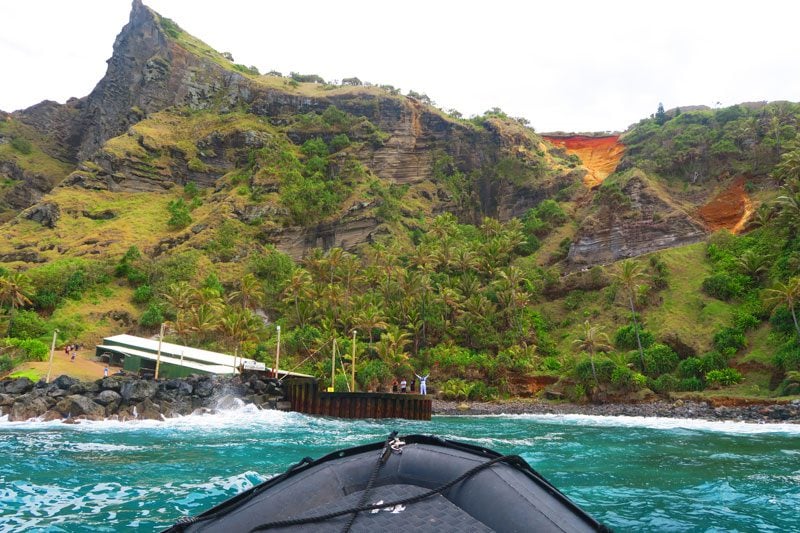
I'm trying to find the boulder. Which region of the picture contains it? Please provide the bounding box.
[6,377,34,395]
[53,375,80,390]
[95,389,122,406]
[41,410,64,421]
[135,398,163,420]
[9,396,49,421]
[194,378,215,398]
[22,201,60,228]
[100,377,123,391]
[55,395,106,420]
[0,393,15,407]
[69,383,87,395]
[120,379,158,402]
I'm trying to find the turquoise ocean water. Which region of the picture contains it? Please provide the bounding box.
[1,405,799,532]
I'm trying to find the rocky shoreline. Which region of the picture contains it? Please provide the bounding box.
[0,374,285,422]
[432,399,800,423]
[3,373,800,424]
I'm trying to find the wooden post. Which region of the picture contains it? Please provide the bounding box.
[274,325,281,380]
[45,329,59,384]
[351,329,357,393]
[329,339,336,392]
[232,345,238,375]
[154,323,165,380]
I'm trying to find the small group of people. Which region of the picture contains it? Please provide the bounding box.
[391,372,430,395]
[64,343,79,362]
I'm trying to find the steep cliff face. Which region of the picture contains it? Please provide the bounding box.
[0,1,573,265]
[567,174,707,267]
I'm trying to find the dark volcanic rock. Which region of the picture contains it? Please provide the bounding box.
[9,395,50,421]
[120,379,158,402]
[56,395,105,420]
[22,201,60,228]
[5,377,34,395]
[53,375,80,390]
[95,390,122,406]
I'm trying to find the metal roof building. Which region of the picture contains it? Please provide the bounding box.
[95,334,311,379]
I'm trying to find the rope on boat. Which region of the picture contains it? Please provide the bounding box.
[249,448,522,531]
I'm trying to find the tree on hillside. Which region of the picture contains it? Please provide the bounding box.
[573,320,612,385]
[0,273,33,336]
[655,103,667,125]
[763,277,800,344]
[612,260,648,370]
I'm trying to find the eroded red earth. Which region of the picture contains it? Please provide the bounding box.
[697,176,753,233]
[543,135,624,188]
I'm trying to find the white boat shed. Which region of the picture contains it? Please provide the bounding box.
[95,334,311,379]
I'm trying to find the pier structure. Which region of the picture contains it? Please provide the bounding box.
[283,379,431,421]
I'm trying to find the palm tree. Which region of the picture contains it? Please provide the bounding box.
[375,325,412,375]
[187,303,220,344]
[573,320,612,385]
[735,250,771,283]
[0,272,33,336]
[282,269,312,327]
[162,281,195,315]
[237,273,266,311]
[612,259,647,371]
[354,304,389,350]
[764,277,800,344]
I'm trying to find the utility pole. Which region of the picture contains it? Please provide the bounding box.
[46,329,59,383]
[154,322,165,379]
[274,325,281,380]
[351,330,357,393]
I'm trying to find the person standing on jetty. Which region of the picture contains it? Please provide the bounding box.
[400,378,407,393]
[415,371,429,395]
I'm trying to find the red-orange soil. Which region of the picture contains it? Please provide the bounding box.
[543,135,624,188]
[697,177,753,233]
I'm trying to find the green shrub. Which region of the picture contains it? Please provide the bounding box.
[184,181,200,198]
[0,355,13,372]
[614,325,654,350]
[329,134,351,152]
[713,326,746,352]
[701,272,746,300]
[167,198,192,229]
[539,356,562,373]
[732,310,760,331]
[139,304,164,328]
[441,378,474,400]
[16,338,48,361]
[701,351,729,372]
[132,285,154,304]
[610,365,643,390]
[678,357,704,378]
[642,343,679,376]
[10,136,32,154]
[773,342,800,372]
[650,373,679,393]
[705,368,743,387]
[677,377,704,391]
[333,373,351,392]
[9,310,47,339]
[468,381,499,401]
[770,306,798,337]
[32,288,60,311]
[357,359,392,391]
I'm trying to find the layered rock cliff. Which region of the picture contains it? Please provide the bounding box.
[1,1,575,263]
[567,173,707,267]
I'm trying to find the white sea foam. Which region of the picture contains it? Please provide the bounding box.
[0,402,301,434]
[482,413,800,435]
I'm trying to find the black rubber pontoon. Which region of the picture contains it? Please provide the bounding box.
[165,433,608,532]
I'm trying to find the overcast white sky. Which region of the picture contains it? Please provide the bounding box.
[2,0,799,132]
